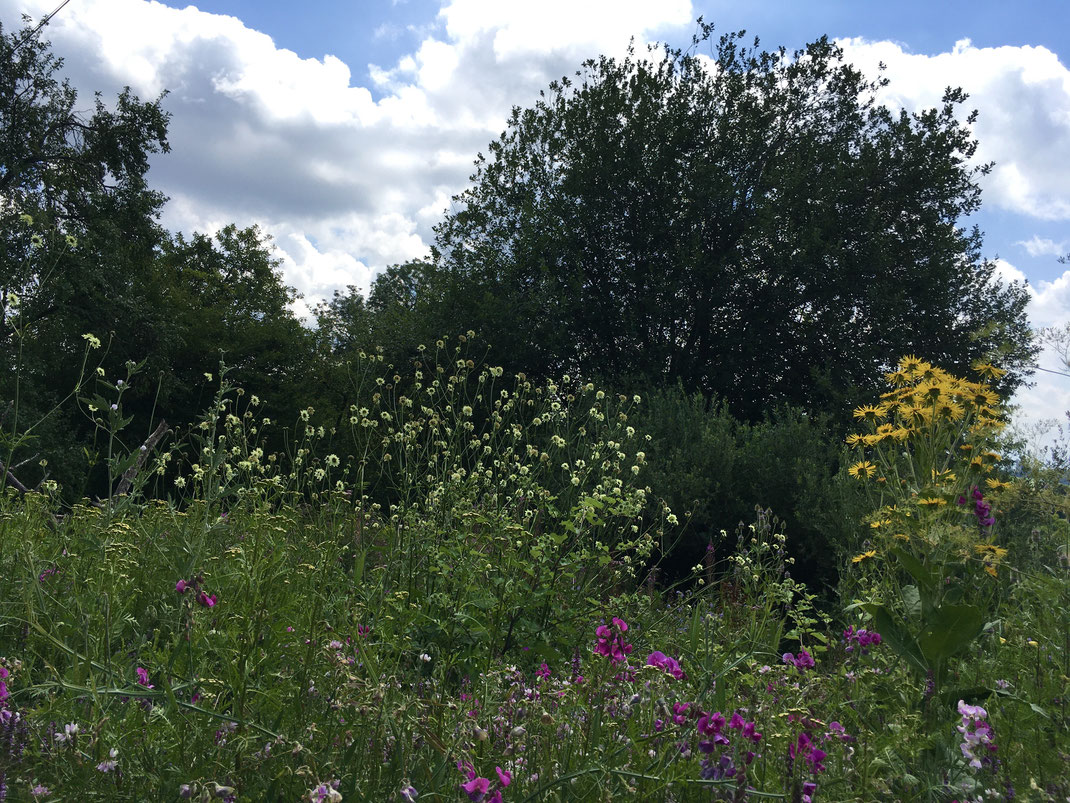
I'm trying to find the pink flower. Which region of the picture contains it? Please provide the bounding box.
[461,776,490,801]
[646,651,685,680]
[176,579,188,594]
[593,618,633,664]
[496,766,511,787]
[135,667,153,688]
[197,592,217,608]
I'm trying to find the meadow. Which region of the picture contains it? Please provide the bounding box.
[0,340,1067,802]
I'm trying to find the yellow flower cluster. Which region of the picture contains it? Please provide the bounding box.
[846,355,1005,461]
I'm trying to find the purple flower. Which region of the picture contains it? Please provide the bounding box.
[495,766,511,787]
[176,579,188,594]
[197,591,217,608]
[646,651,685,680]
[535,662,551,681]
[789,731,827,773]
[593,618,633,664]
[136,667,153,689]
[782,650,816,670]
[30,786,50,799]
[400,785,418,802]
[461,777,490,801]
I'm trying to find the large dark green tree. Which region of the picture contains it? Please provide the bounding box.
[431,26,1036,420]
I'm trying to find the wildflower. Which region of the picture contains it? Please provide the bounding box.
[136,667,153,689]
[789,731,827,773]
[197,591,218,608]
[400,784,418,801]
[535,662,551,681]
[593,617,633,664]
[31,786,50,799]
[957,699,997,770]
[847,461,876,480]
[461,777,490,802]
[850,550,877,564]
[54,722,79,743]
[844,626,882,654]
[697,711,730,752]
[82,333,102,349]
[971,361,1005,379]
[96,747,119,772]
[307,782,342,802]
[646,651,685,680]
[782,650,816,671]
[852,404,885,422]
[917,497,946,507]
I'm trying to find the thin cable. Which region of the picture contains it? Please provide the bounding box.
[11,0,74,54]
[1035,365,1070,379]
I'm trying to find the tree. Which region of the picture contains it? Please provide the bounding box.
[431,25,1036,420]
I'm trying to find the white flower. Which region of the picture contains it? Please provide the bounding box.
[82,333,101,349]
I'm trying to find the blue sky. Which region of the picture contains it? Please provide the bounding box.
[2,0,1069,428]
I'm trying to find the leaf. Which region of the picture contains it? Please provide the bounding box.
[917,604,984,665]
[863,603,927,675]
[890,547,936,592]
[901,584,922,621]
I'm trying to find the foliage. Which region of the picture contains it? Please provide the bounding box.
[418,25,1035,422]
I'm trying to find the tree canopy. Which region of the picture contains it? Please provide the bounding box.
[426,26,1036,419]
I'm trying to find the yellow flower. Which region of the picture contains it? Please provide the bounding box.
[869,519,891,529]
[852,404,885,422]
[851,550,877,564]
[884,369,910,386]
[891,427,913,442]
[845,433,864,447]
[848,460,877,480]
[974,543,1009,560]
[935,401,965,421]
[893,532,910,541]
[985,565,998,578]
[985,478,1012,492]
[917,497,947,507]
[898,355,926,374]
[971,360,1006,379]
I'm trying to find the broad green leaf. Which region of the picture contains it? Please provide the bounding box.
[890,547,936,592]
[901,584,922,620]
[863,603,927,675]
[917,604,984,665]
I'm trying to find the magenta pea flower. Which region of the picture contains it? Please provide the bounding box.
[594,617,633,664]
[197,591,217,608]
[495,767,511,787]
[136,667,153,689]
[461,777,490,802]
[176,579,188,594]
[646,651,685,680]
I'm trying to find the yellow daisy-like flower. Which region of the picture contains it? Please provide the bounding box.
[845,433,864,447]
[848,460,877,480]
[970,456,985,470]
[959,444,974,452]
[935,401,965,421]
[869,519,891,529]
[852,404,885,422]
[893,532,910,541]
[931,468,957,485]
[985,478,1012,492]
[884,369,910,386]
[898,355,926,374]
[974,543,1009,560]
[851,550,878,564]
[862,434,883,447]
[891,427,913,442]
[971,360,1006,379]
[919,381,945,401]
[984,565,998,578]
[981,451,1002,464]
[965,387,1000,408]
[917,497,947,507]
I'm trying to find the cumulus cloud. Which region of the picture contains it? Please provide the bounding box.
[837,37,1070,222]
[1017,235,1068,258]
[0,0,693,313]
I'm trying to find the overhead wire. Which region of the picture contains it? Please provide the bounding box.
[11,0,74,54]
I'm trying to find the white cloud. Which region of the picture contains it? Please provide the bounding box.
[0,0,694,315]
[1017,235,1068,258]
[837,37,1070,221]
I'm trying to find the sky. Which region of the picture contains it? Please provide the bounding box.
[2,0,1070,433]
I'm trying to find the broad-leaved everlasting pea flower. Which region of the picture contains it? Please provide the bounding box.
[646,651,685,679]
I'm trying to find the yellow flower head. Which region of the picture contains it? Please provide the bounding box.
[971,360,1006,380]
[852,404,886,423]
[917,497,947,507]
[848,460,877,480]
[898,355,926,374]
[845,433,864,447]
[851,550,878,564]
[985,477,1012,493]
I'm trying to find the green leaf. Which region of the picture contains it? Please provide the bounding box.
[863,603,927,675]
[901,584,922,621]
[890,547,936,592]
[917,604,984,665]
